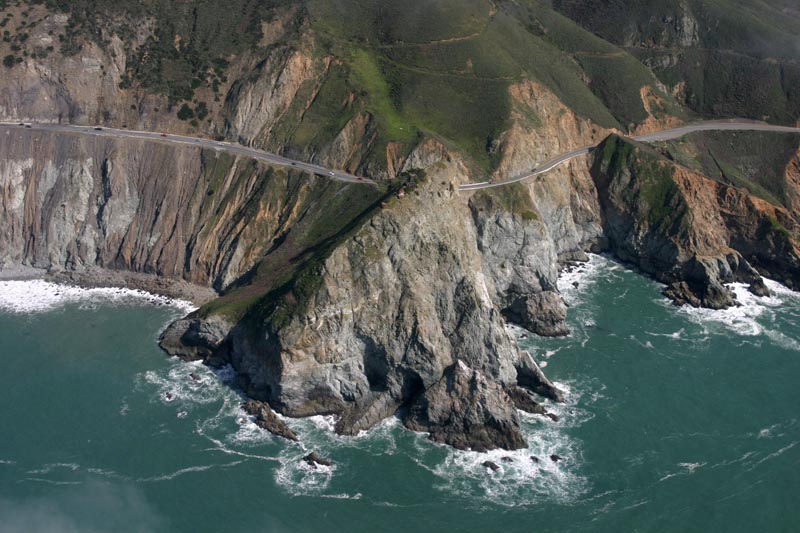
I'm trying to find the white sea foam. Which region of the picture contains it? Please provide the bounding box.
[658,461,706,482]
[140,361,230,407]
[558,254,607,305]
[22,477,82,486]
[26,462,80,475]
[138,462,242,482]
[677,281,800,349]
[0,279,195,314]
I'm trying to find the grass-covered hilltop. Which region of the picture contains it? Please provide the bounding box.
[1,0,800,451]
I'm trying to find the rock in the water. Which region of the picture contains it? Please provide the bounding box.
[303,452,333,468]
[189,372,201,382]
[506,386,547,415]
[516,352,565,403]
[662,282,703,307]
[243,400,298,442]
[530,456,540,464]
[502,291,570,337]
[545,412,560,422]
[748,278,771,297]
[483,461,501,472]
[404,361,527,452]
[159,316,231,363]
[550,454,563,463]
[501,456,514,463]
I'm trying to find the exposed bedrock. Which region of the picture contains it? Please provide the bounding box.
[159,140,568,450]
[590,135,800,308]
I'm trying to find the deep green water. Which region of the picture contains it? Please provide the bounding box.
[1,256,799,532]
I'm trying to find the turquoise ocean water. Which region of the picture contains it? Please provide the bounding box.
[0,255,798,532]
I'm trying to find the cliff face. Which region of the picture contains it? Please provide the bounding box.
[591,135,800,308]
[159,138,565,451]
[469,81,613,336]
[0,128,339,291]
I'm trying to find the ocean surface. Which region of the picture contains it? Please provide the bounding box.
[0,256,798,532]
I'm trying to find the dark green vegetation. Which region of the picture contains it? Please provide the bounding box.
[658,131,800,208]
[553,0,800,124]
[594,135,689,231]
[198,176,390,324]
[305,0,684,170]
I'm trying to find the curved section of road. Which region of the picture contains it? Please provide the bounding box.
[460,120,800,191]
[0,121,377,186]
[3,119,800,192]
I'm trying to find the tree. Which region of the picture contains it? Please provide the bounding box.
[3,54,15,68]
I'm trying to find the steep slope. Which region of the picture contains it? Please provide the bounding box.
[591,135,800,308]
[553,0,800,124]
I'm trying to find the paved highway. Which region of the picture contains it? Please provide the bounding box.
[0,121,377,186]
[460,120,800,191]
[2,120,799,192]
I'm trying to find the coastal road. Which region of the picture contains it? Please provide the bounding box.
[0,121,377,186]
[3,120,800,192]
[459,120,800,191]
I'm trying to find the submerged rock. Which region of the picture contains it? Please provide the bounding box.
[242,400,298,442]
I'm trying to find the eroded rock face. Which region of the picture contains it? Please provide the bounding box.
[404,361,527,452]
[0,130,321,290]
[591,135,800,308]
[221,147,524,434]
[502,292,570,338]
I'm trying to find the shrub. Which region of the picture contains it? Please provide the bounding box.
[177,103,194,120]
[3,54,15,68]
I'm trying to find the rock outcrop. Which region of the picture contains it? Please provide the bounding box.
[158,141,565,450]
[591,135,800,307]
[242,400,298,442]
[404,361,527,452]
